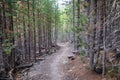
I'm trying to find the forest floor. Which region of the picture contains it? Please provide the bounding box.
[16,42,103,80]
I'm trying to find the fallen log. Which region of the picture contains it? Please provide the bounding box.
[15,63,33,70]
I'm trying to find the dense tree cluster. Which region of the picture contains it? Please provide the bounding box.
[71,0,120,79]
[86,0,120,78]
[0,0,60,79]
[0,0,120,79]
[65,0,120,79]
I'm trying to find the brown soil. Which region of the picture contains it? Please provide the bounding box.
[62,56,103,80]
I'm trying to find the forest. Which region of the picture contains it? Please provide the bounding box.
[0,0,120,80]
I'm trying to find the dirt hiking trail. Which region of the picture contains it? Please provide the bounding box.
[16,42,103,80]
[16,42,74,80]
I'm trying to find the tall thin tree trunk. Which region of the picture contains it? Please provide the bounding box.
[27,0,31,61]
[23,15,27,60]
[0,2,5,77]
[89,0,96,68]
[73,0,76,50]
[77,0,80,50]
[102,0,107,76]
[32,0,37,62]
